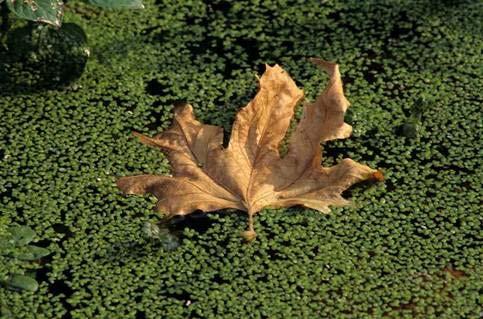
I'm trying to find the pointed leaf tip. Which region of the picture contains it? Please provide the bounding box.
[372,170,385,182]
[309,57,338,72]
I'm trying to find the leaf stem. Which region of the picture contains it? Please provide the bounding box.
[241,213,257,242]
[248,213,254,232]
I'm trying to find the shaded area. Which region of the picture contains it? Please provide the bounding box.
[0,23,88,94]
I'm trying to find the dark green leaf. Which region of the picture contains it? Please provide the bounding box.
[15,245,50,260]
[0,236,15,250]
[4,22,89,89]
[3,274,39,292]
[87,0,144,9]
[401,122,419,139]
[60,22,88,44]
[143,222,180,251]
[6,0,64,27]
[0,306,14,319]
[8,226,36,246]
[161,233,180,251]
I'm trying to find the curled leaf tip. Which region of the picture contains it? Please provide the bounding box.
[309,57,338,71]
[372,170,385,182]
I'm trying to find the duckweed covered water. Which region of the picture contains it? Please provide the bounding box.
[0,1,481,318]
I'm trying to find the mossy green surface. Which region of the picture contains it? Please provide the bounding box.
[0,0,482,318]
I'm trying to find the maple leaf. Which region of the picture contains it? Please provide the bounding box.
[117,59,381,241]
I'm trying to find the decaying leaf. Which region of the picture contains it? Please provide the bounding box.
[117,59,382,240]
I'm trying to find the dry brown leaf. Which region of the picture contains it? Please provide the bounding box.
[117,58,381,240]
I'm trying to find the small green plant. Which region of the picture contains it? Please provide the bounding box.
[0,0,144,89]
[0,222,50,292]
[0,0,144,29]
[1,21,90,89]
[143,221,180,251]
[399,97,429,139]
